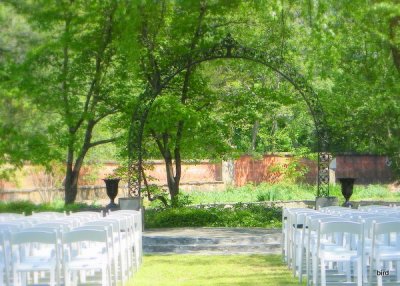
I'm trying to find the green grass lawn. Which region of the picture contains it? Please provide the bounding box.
[128,254,305,286]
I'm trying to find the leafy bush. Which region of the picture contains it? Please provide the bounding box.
[145,204,282,228]
[0,200,102,215]
[170,193,193,208]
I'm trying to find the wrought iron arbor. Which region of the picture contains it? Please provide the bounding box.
[128,34,330,198]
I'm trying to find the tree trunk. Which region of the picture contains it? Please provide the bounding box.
[251,120,260,152]
[64,141,75,205]
[64,170,78,205]
[165,154,179,200]
[390,16,400,74]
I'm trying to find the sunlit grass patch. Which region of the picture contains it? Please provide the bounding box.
[128,254,305,286]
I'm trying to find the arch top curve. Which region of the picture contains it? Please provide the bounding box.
[162,33,329,150]
[143,33,331,197]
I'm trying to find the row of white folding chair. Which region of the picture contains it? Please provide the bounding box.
[302,214,359,286]
[0,214,99,285]
[5,223,117,286]
[295,212,341,283]
[283,208,318,274]
[297,210,367,285]
[0,210,139,285]
[306,212,400,286]
[358,205,396,211]
[31,211,67,219]
[0,213,25,222]
[1,221,73,286]
[83,219,130,285]
[286,210,344,283]
[108,210,143,268]
[282,208,314,264]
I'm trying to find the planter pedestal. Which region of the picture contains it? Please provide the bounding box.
[315,196,338,210]
[119,197,141,210]
[119,197,144,230]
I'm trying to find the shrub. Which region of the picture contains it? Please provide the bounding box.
[0,200,102,215]
[145,204,282,228]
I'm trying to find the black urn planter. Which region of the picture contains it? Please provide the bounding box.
[103,178,120,208]
[338,177,355,207]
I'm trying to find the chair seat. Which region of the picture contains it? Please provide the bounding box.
[14,260,56,271]
[66,259,108,270]
[374,248,400,260]
[319,249,359,261]
[66,253,109,270]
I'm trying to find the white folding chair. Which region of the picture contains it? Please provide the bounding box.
[10,229,60,286]
[62,228,112,286]
[83,220,124,286]
[369,220,400,286]
[316,221,364,286]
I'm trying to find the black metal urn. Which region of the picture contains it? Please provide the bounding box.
[103,178,120,208]
[338,177,355,207]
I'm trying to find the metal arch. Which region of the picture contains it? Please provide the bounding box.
[129,33,331,197]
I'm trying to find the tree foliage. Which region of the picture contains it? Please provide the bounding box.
[1,0,400,204]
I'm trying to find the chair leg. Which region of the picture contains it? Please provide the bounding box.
[396,260,400,282]
[377,259,383,286]
[299,245,304,283]
[320,259,326,286]
[313,255,318,286]
[22,272,27,286]
[345,261,351,282]
[357,259,362,286]
[50,269,55,286]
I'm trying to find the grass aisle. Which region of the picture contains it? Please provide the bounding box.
[129,254,305,286]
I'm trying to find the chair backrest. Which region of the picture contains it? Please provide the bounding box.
[63,228,108,244]
[69,211,104,218]
[0,223,24,234]
[372,221,400,236]
[319,221,363,236]
[31,211,66,218]
[36,221,73,232]
[0,213,25,221]
[317,221,364,253]
[11,229,58,245]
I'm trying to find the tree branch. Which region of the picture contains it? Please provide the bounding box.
[89,137,118,148]
[150,129,165,155]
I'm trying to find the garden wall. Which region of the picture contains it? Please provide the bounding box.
[0,154,393,203]
[335,154,392,184]
[233,154,318,186]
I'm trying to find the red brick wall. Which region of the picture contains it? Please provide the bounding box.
[0,155,393,192]
[0,161,223,191]
[234,155,318,186]
[335,155,392,184]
